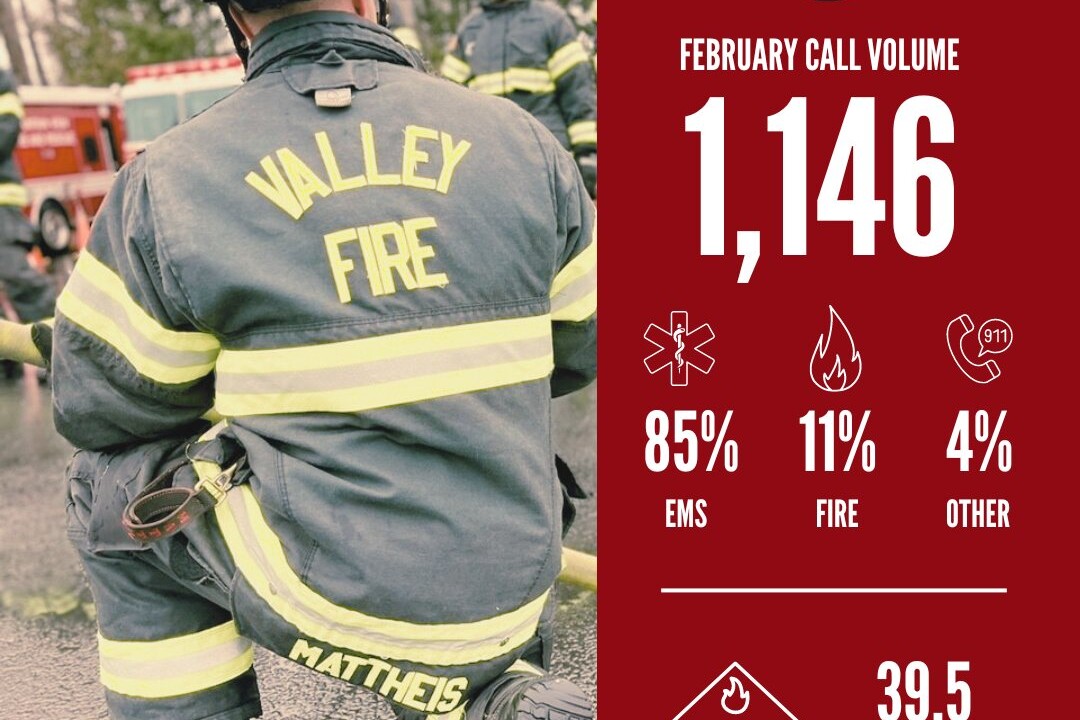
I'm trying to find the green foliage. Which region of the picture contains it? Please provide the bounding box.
[42,0,591,84]
[411,0,473,65]
[45,0,229,85]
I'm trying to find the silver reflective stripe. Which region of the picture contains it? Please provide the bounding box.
[217,335,551,395]
[99,637,251,681]
[63,271,219,370]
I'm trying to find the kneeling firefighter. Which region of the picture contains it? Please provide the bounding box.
[48,0,597,718]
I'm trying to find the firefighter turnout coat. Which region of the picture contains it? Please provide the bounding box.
[53,12,596,720]
[440,0,597,157]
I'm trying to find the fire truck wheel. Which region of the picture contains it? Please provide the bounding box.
[37,203,73,256]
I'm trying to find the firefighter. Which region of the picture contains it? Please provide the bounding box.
[440,0,597,198]
[0,69,55,350]
[50,1,595,719]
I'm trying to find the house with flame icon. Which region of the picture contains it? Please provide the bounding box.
[672,662,798,720]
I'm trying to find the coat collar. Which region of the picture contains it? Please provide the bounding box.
[246,11,421,81]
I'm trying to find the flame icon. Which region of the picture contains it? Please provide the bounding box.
[721,676,750,715]
[809,306,862,392]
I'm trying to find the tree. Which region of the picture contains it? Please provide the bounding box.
[17,0,51,85]
[45,0,229,86]
[0,0,32,83]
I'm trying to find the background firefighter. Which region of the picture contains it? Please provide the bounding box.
[440,0,597,198]
[0,68,55,380]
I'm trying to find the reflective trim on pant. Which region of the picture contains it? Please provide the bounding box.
[98,621,254,699]
[215,484,550,666]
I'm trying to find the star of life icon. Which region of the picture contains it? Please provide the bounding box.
[644,311,715,386]
[673,662,798,720]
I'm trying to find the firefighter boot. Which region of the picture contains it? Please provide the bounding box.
[466,662,593,720]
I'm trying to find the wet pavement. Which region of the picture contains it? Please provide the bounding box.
[0,371,596,719]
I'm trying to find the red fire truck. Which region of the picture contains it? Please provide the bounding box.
[121,55,243,161]
[15,84,126,256]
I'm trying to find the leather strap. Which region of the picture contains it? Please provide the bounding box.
[122,438,244,544]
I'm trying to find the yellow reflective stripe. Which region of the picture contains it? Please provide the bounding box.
[219,315,549,374]
[56,251,220,384]
[216,485,549,666]
[441,54,472,83]
[216,356,553,416]
[547,41,589,80]
[98,622,253,699]
[0,182,28,206]
[468,68,555,95]
[507,659,545,676]
[551,220,596,321]
[0,92,24,118]
[552,221,596,299]
[568,120,598,146]
[552,290,596,322]
[394,26,422,50]
[215,315,554,416]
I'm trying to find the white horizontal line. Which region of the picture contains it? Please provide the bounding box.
[661,588,1007,594]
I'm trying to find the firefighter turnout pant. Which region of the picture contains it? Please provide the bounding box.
[66,436,556,720]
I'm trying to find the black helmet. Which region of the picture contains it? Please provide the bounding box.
[204,0,390,66]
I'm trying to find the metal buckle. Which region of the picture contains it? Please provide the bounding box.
[196,463,238,504]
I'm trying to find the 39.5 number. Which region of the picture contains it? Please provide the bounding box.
[878,660,971,720]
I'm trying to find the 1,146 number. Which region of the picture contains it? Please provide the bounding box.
[686,96,955,282]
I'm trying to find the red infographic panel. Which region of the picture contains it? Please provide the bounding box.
[599,1,1074,717]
